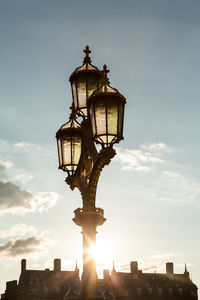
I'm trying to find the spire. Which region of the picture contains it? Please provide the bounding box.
[184,263,189,275]
[184,263,190,279]
[83,45,91,64]
[112,261,116,273]
[185,263,187,273]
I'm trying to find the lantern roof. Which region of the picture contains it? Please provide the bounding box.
[69,46,102,82]
[60,118,81,130]
[56,109,82,137]
[89,65,126,102]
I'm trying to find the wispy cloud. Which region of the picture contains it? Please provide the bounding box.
[141,143,167,151]
[0,181,61,215]
[115,143,167,171]
[14,173,34,184]
[0,224,37,239]
[159,170,200,203]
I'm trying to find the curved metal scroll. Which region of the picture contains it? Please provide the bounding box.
[65,120,116,208]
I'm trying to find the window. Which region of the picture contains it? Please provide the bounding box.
[56,286,60,295]
[179,288,183,295]
[43,286,48,296]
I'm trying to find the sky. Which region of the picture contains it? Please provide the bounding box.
[0,0,200,296]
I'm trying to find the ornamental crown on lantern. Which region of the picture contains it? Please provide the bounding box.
[56,46,126,176]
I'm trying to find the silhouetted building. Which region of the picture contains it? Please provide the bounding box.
[1,259,198,300]
[98,261,198,300]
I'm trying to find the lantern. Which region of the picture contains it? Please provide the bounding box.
[56,116,82,175]
[69,46,102,118]
[88,65,126,147]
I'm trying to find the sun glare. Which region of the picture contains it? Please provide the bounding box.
[89,238,114,268]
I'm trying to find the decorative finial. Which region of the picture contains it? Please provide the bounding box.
[69,103,76,120]
[103,64,110,78]
[83,45,91,64]
[100,64,110,88]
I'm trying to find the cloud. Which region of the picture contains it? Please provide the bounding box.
[0,160,13,172]
[118,262,130,271]
[14,173,34,184]
[159,171,200,203]
[0,224,36,238]
[0,236,55,257]
[0,181,60,215]
[14,142,31,148]
[141,143,167,151]
[115,143,165,171]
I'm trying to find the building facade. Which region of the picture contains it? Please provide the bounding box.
[1,259,198,300]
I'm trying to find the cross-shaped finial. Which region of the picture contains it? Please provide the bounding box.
[103,64,109,78]
[69,103,76,120]
[83,45,91,64]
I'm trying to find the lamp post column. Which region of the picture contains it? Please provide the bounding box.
[73,208,106,300]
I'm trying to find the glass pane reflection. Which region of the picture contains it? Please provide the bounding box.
[107,102,118,135]
[88,76,97,97]
[72,82,78,109]
[95,103,106,135]
[72,136,82,165]
[63,137,71,165]
[77,77,86,108]
[57,138,62,166]
[90,104,96,136]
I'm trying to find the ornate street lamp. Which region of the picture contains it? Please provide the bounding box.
[69,46,102,118]
[56,111,82,176]
[88,65,126,147]
[56,46,126,300]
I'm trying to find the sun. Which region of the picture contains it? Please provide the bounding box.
[88,237,114,268]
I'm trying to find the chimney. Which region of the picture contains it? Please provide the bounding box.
[103,269,110,279]
[166,262,174,275]
[21,259,26,273]
[130,261,138,273]
[54,259,61,271]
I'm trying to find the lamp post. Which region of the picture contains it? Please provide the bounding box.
[56,46,126,300]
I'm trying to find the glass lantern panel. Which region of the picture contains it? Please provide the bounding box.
[63,137,71,165]
[101,135,107,143]
[108,135,114,143]
[72,81,78,109]
[90,104,96,136]
[88,76,98,97]
[118,103,123,136]
[77,77,86,109]
[72,135,82,165]
[95,103,106,135]
[57,138,62,166]
[107,102,118,135]
[81,108,87,116]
